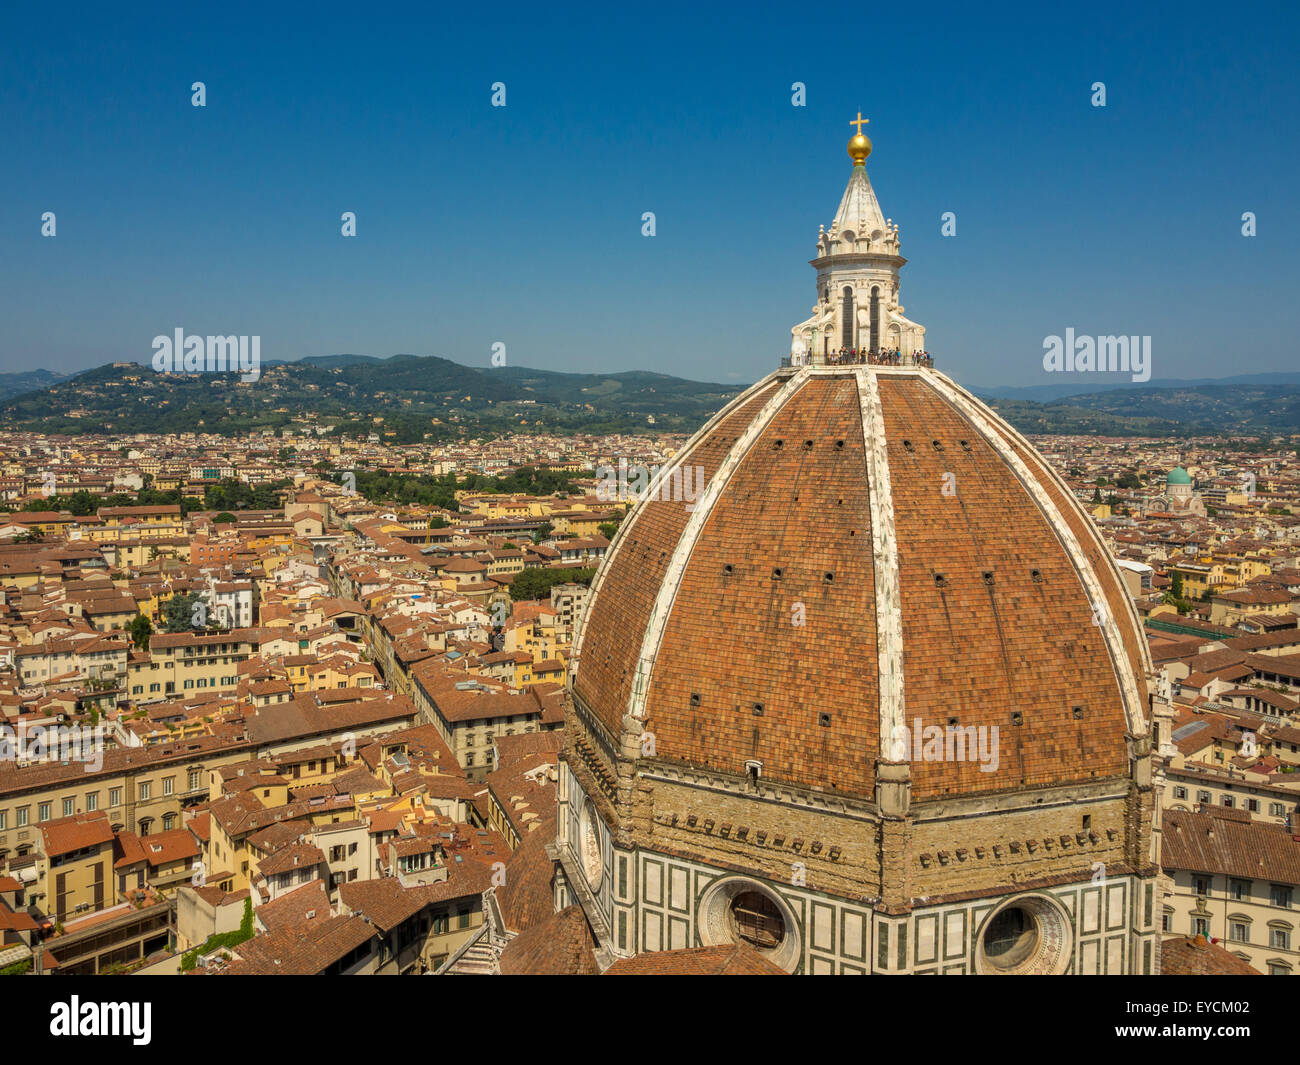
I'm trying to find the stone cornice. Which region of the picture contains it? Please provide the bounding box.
[810,252,906,270]
[637,758,882,822]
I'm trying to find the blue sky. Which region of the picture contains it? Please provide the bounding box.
[1,0,1296,390]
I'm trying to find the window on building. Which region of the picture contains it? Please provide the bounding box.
[163,777,174,796]
[1230,921,1249,943]
[62,798,74,817]
[38,802,50,822]
[1271,927,1291,950]
[1194,876,1212,896]
[1197,790,1211,803]
[1193,917,1210,937]
[1271,803,1287,818]
[109,788,122,808]
[1173,786,1188,799]
[1272,885,1293,909]
[1231,878,1251,900]
[138,781,151,801]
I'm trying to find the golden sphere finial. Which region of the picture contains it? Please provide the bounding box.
[848,111,871,164]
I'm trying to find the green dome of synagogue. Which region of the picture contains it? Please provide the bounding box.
[1166,467,1192,486]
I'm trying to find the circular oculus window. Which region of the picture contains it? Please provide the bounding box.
[974,894,1073,975]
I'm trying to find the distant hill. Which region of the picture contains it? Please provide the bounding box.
[985,382,1300,437]
[0,369,68,402]
[1,355,1298,441]
[975,372,1300,404]
[0,355,744,440]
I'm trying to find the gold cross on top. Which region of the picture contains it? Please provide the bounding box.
[850,112,869,135]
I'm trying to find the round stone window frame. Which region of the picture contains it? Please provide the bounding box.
[973,892,1074,975]
[697,876,802,972]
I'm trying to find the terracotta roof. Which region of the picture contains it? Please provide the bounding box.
[494,815,558,934]
[114,828,201,869]
[499,904,598,975]
[1162,806,1300,883]
[492,729,565,768]
[218,913,374,975]
[257,843,325,877]
[338,866,490,932]
[255,880,331,932]
[604,944,787,975]
[1161,935,1261,975]
[39,811,114,858]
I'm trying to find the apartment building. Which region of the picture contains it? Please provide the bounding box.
[1162,804,1300,974]
[130,629,261,701]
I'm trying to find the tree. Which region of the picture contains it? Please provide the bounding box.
[213,512,236,524]
[532,522,554,544]
[1170,571,1184,600]
[509,566,596,602]
[66,489,101,516]
[162,592,209,633]
[597,522,619,540]
[128,613,152,651]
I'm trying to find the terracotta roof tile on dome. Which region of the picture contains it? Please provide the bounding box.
[571,365,1151,802]
[573,379,785,745]
[1161,935,1260,975]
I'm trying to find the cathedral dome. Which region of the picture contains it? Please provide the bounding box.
[570,365,1152,802]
